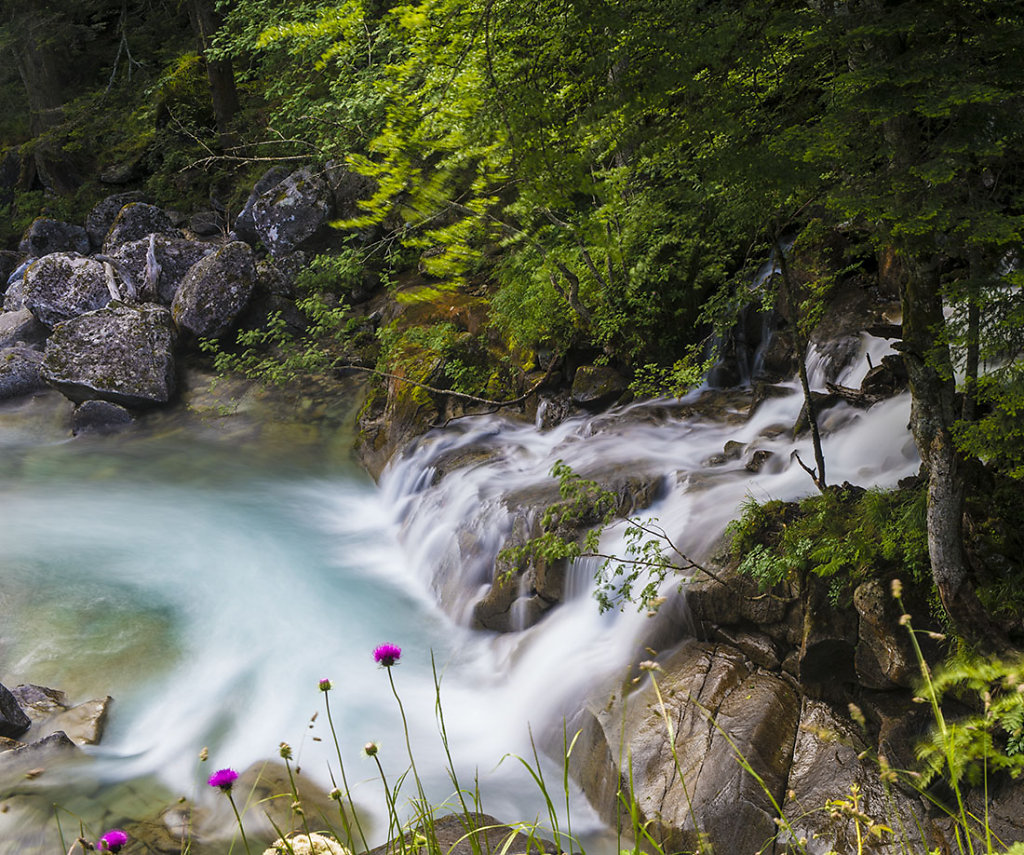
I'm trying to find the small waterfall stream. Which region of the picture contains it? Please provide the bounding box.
[0,335,918,853]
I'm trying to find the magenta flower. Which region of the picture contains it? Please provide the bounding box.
[98,829,128,852]
[373,643,401,667]
[208,767,239,791]
[319,678,332,692]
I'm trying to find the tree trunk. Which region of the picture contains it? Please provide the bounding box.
[898,254,1005,649]
[187,0,239,149]
[6,7,81,192]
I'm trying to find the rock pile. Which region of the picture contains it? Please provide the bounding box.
[0,162,370,432]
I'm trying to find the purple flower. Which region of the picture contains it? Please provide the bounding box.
[319,678,332,692]
[208,767,239,791]
[98,829,128,852]
[373,643,401,667]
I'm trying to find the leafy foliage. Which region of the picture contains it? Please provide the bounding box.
[914,655,1024,787]
[727,486,930,602]
[500,462,701,613]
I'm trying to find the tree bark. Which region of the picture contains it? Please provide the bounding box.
[898,255,1006,649]
[186,0,239,149]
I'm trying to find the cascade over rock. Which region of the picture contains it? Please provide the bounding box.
[41,302,176,406]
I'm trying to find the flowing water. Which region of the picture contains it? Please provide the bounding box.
[0,339,919,853]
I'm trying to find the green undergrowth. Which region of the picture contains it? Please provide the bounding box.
[726,482,930,606]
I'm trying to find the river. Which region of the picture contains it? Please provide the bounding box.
[0,338,919,853]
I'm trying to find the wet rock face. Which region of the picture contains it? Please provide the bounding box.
[19,218,90,257]
[41,302,177,407]
[72,399,134,435]
[251,166,332,258]
[23,253,113,327]
[171,240,256,338]
[574,642,800,855]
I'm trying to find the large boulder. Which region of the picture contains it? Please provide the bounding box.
[0,346,46,399]
[171,240,256,338]
[0,308,47,349]
[252,166,332,257]
[232,164,291,244]
[102,202,177,253]
[18,217,90,257]
[574,641,801,855]
[325,160,377,221]
[23,253,113,327]
[108,234,215,304]
[41,302,177,407]
[86,191,147,249]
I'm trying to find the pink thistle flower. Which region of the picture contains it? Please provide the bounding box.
[98,829,128,852]
[319,678,332,691]
[208,767,239,791]
[373,643,401,667]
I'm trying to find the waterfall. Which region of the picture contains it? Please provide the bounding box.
[378,334,919,725]
[0,335,919,853]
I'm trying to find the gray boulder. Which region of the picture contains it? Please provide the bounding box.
[9,685,111,747]
[781,699,927,854]
[102,202,176,253]
[18,218,90,257]
[0,346,46,399]
[0,308,47,349]
[233,164,291,244]
[23,253,113,327]
[0,683,31,738]
[41,302,177,407]
[252,166,331,257]
[72,399,134,435]
[107,234,215,304]
[3,271,27,311]
[574,641,800,855]
[85,191,146,248]
[172,240,256,338]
